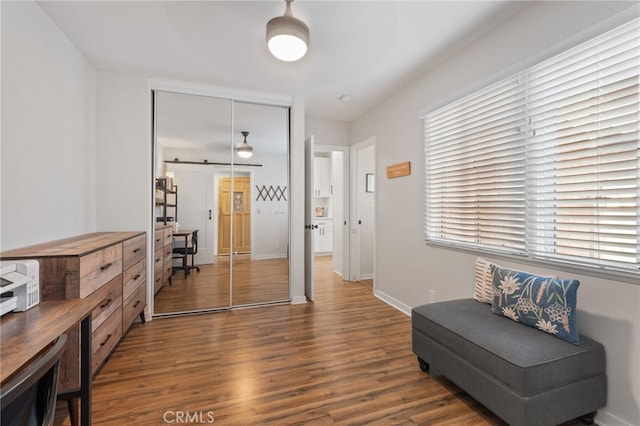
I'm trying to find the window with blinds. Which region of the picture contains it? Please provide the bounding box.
[423,18,639,275]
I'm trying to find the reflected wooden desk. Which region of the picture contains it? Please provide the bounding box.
[1,298,99,426]
[173,229,197,278]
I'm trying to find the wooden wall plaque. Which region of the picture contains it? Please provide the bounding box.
[386,161,411,178]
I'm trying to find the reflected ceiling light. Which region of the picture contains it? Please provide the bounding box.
[236,131,253,158]
[266,0,309,62]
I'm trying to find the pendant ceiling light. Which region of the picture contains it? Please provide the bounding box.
[266,0,309,62]
[236,131,253,158]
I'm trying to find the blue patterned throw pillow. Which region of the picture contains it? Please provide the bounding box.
[490,265,580,345]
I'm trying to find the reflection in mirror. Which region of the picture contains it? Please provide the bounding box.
[153,91,232,314]
[152,91,289,315]
[232,102,289,306]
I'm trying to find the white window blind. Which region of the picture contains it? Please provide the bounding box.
[423,18,640,275]
[424,75,527,253]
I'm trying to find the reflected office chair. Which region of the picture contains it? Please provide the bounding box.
[173,230,200,275]
[0,333,68,426]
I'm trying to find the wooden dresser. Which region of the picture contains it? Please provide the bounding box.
[154,223,173,295]
[1,231,146,391]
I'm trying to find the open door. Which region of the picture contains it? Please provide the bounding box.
[304,135,315,301]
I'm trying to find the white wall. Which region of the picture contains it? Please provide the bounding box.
[306,116,350,147]
[95,71,151,233]
[350,2,640,425]
[252,154,289,259]
[1,1,96,250]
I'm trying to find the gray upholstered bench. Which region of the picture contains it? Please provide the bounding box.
[412,298,607,426]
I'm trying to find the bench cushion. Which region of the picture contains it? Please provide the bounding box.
[412,298,605,396]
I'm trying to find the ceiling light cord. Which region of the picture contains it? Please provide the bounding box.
[283,0,293,18]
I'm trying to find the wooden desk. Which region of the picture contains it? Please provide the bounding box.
[172,229,197,278]
[1,298,99,426]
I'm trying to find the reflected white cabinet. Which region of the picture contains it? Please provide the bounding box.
[314,219,333,253]
[314,157,331,198]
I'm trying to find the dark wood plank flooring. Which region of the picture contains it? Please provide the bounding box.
[54,256,583,425]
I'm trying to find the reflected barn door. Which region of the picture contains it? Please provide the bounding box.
[218,176,251,255]
[167,165,214,265]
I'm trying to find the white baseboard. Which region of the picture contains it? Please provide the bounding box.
[251,253,288,260]
[290,295,307,305]
[596,410,634,426]
[374,289,411,317]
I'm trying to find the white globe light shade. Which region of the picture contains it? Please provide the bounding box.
[236,145,253,158]
[266,14,309,62]
[236,131,253,158]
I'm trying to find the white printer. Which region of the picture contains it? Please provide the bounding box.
[0,260,40,316]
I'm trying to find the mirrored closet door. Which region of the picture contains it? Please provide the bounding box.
[152,90,290,315]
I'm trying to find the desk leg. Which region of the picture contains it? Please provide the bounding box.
[183,235,188,277]
[80,314,92,426]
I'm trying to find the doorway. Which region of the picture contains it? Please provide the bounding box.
[312,145,350,286]
[350,139,375,285]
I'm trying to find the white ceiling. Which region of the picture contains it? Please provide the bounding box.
[37,0,527,123]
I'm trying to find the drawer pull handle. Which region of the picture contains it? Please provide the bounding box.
[100,334,112,347]
[155,258,161,263]
[156,238,161,242]
[133,274,141,281]
[133,248,141,253]
[133,300,141,308]
[100,262,113,271]
[100,298,113,308]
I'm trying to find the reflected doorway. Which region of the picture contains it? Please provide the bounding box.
[218,176,251,255]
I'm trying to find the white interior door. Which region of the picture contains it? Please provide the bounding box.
[167,163,214,265]
[304,135,315,301]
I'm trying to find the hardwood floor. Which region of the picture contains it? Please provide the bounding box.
[154,255,289,314]
[54,257,582,425]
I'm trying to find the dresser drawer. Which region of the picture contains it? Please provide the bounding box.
[154,246,163,269]
[123,259,145,301]
[163,243,172,261]
[92,307,122,373]
[154,229,164,248]
[163,227,173,246]
[79,244,122,298]
[91,275,123,332]
[154,263,163,295]
[123,283,146,330]
[123,234,145,270]
[163,259,172,284]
